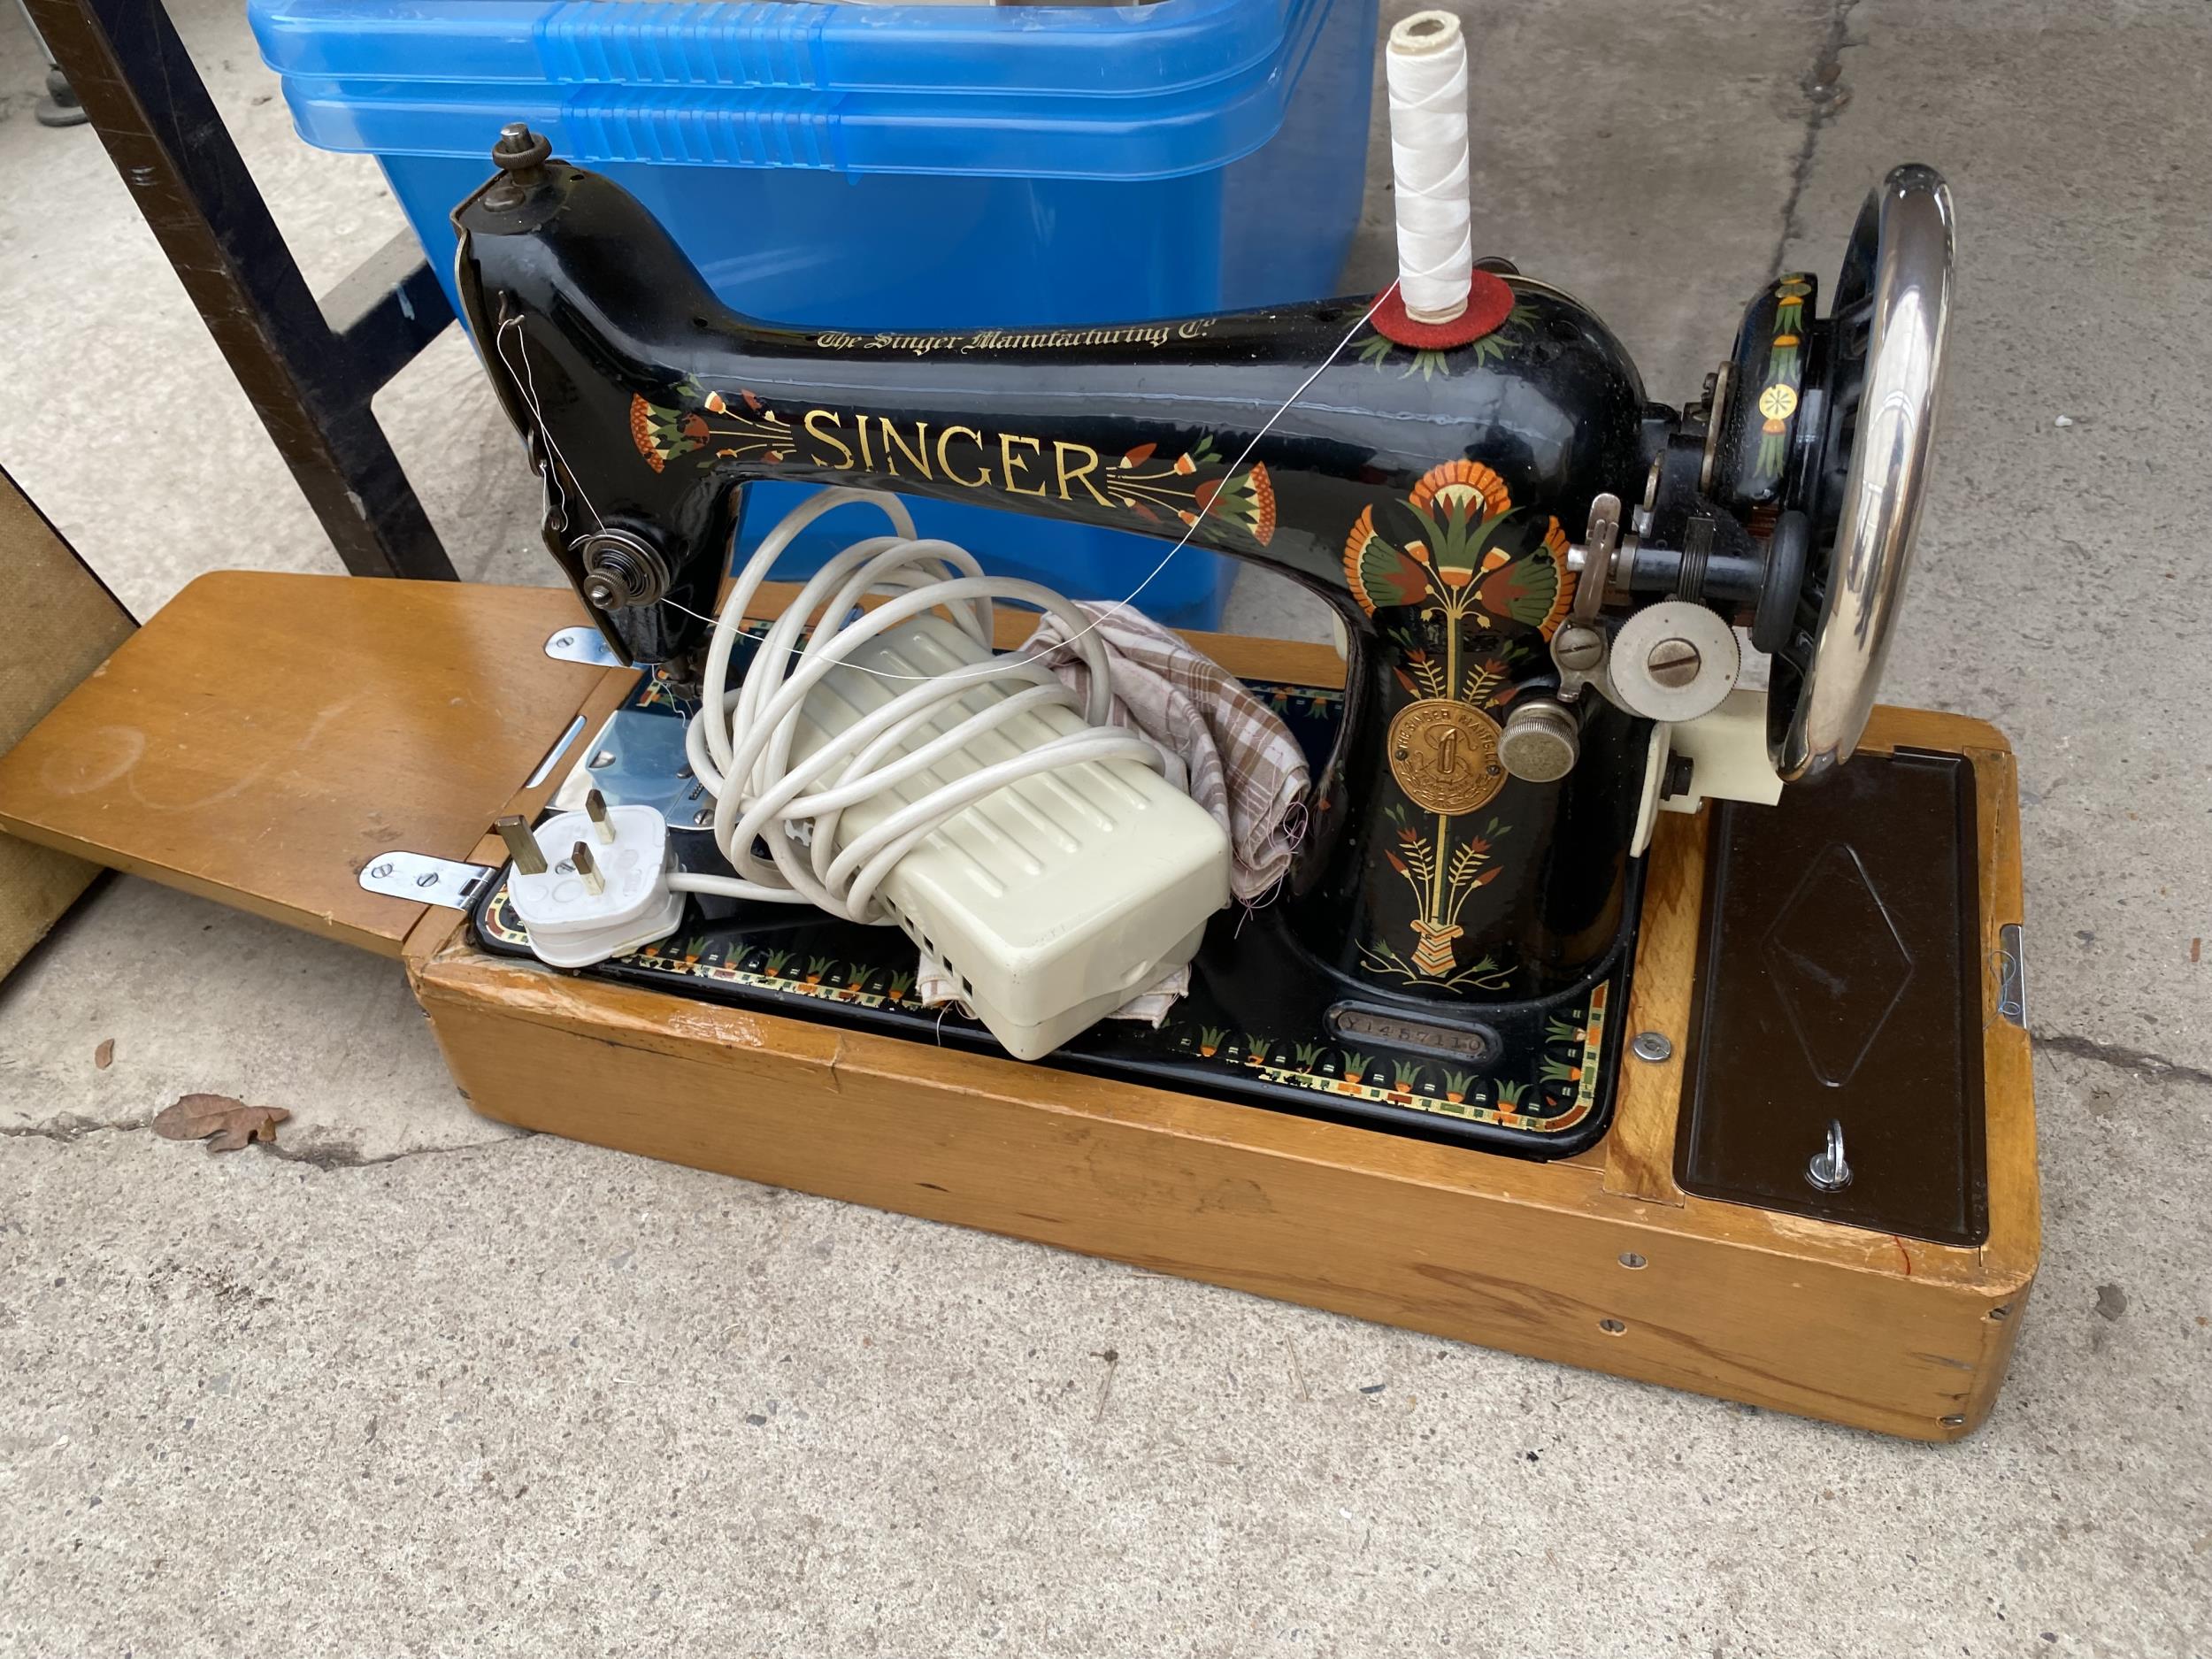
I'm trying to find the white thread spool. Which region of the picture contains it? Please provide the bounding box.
[1386,10,1474,324]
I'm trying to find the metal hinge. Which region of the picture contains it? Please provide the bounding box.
[358,850,495,910]
[545,626,624,666]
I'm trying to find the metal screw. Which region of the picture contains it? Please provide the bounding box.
[1939,1414,1966,1428]
[588,749,617,770]
[414,871,440,889]
[1553,626,1605,672]
[1598,1318,1627,1335]
[1806,1118,1853,1191]
[1631,1030,1673,1064]
[369,862,395,879]
[1617,1252,1647,1270]
[1988,1306,2010,1322]
[1645,637,1703,688]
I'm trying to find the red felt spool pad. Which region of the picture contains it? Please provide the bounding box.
[1370,270,1517,349]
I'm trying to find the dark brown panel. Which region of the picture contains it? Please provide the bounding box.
[1676,749,1987,1246]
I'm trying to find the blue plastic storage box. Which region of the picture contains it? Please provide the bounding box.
[250,0,1379,626]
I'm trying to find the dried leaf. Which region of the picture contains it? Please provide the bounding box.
[94,1039,114,1071]
[151,1094,290,1155]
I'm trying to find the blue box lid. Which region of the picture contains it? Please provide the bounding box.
[251,0,1344,178]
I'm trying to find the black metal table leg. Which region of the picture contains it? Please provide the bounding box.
[27,0,459,581]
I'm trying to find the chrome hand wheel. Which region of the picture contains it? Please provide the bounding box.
[1772,164,1955,782]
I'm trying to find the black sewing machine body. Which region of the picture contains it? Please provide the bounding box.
[458,161,1660,994]
[452,146,1956,1172]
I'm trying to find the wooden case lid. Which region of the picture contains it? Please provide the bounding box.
[0,571,619,955]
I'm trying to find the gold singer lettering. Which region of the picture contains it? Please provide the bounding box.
[877,418,933,480]
[795,411,1117,507]
[802,409,854,470]
[935,425,990,488]
[1054,441,1113,507]
[999,434,1048,498]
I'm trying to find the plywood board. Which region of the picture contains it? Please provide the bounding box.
[0,572,616,955]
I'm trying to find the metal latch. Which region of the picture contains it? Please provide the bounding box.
[358,850,495,910]
[1995,921,2028,1027]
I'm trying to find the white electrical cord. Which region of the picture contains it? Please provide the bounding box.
[667,488,1164,925]
[1386,10,1475,323]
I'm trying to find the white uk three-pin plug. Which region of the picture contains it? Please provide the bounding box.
[496,791,684,969]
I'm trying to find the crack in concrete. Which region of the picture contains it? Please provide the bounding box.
[1769,0,1863,279]
[2032,1032,2212,1090]
[257,1132,535,1171]
[0,1114,153,1145]
[0,1113,535,1166]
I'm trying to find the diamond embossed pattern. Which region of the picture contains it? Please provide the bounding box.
[1761,841,1916,1088]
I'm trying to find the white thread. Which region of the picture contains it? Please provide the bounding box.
[496,310,607,535]
[1387,11,1473,323]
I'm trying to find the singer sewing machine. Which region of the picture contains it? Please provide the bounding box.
[0,135,2034,1441]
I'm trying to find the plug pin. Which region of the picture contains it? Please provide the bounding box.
[572,840,605,896]
[495,815,548,876]
[585,787,617,844]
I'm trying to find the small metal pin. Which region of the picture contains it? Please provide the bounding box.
[1806,1118,1853,1191]
[585,787,617,844]
[495,815,548,876]
[572,840,605,896]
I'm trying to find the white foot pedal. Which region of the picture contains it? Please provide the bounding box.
[792,615,1230,1060]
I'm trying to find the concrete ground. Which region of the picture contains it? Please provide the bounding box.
[3,0,2208,1652]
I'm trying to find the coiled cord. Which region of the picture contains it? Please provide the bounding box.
[667,488,1164,924]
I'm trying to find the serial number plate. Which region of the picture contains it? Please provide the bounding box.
[1327,1004,1500,1065]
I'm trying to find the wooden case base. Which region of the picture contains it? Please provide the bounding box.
[0,573,2038,1440]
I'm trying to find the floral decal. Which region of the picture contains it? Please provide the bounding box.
[1751,274,1812,485]
[1355,302,1536,380]
[1162,980,1610,1133]
[1110,438,1276,549]
[1343,459,1574,638]
[1334,462,1575,986]
[1369,801,1511,986]
[630,382,789,473]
